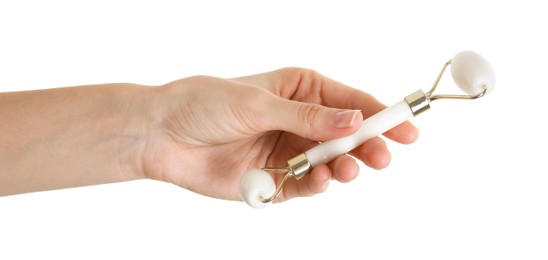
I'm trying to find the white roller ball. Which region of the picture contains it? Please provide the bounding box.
[451,51,496,96]
[239,168,276,209]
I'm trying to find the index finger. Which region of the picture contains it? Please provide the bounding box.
[280,68,420,144]
[232,67,419,144]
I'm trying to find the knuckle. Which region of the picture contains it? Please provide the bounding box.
[297,103,323,128]
[277,68,325,103]
[279,67,309,75]
[279,67,321,83]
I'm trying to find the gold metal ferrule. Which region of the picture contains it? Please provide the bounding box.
[405,90,430,116]
[287,153,311,180]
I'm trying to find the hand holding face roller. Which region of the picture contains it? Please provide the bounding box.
[240,51,496,209]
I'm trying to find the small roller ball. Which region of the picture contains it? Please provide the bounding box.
[239,168,276,209]
[451,51,496,96]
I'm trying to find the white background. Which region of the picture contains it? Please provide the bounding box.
[1,1,547,259]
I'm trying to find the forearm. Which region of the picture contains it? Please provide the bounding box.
[0,84,154,195]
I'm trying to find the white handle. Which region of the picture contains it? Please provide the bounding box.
[305,100,413,167]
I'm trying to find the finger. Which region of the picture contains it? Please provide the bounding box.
[384,121,419,144]
[277,164,331,202]
[261,95,364,142]
[236,68,419,144]
[316,79,420,144]
[274,68,420,144]
[327,154,360,183]
[349,137,391,170]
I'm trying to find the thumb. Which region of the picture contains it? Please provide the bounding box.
[265,97,363,141]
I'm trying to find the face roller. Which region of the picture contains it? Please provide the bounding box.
[240,51,495,209]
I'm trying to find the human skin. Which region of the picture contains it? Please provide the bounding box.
[0,68,418,202]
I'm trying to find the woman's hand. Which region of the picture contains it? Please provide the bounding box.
[142,68,419,202]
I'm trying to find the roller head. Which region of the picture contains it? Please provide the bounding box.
[239,168,276,209]
[451,51,496,96]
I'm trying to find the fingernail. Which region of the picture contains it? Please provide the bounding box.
[334,110,361,129]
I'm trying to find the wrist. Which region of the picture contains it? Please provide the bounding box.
[113,84,164,181]
[136,78,195,182]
